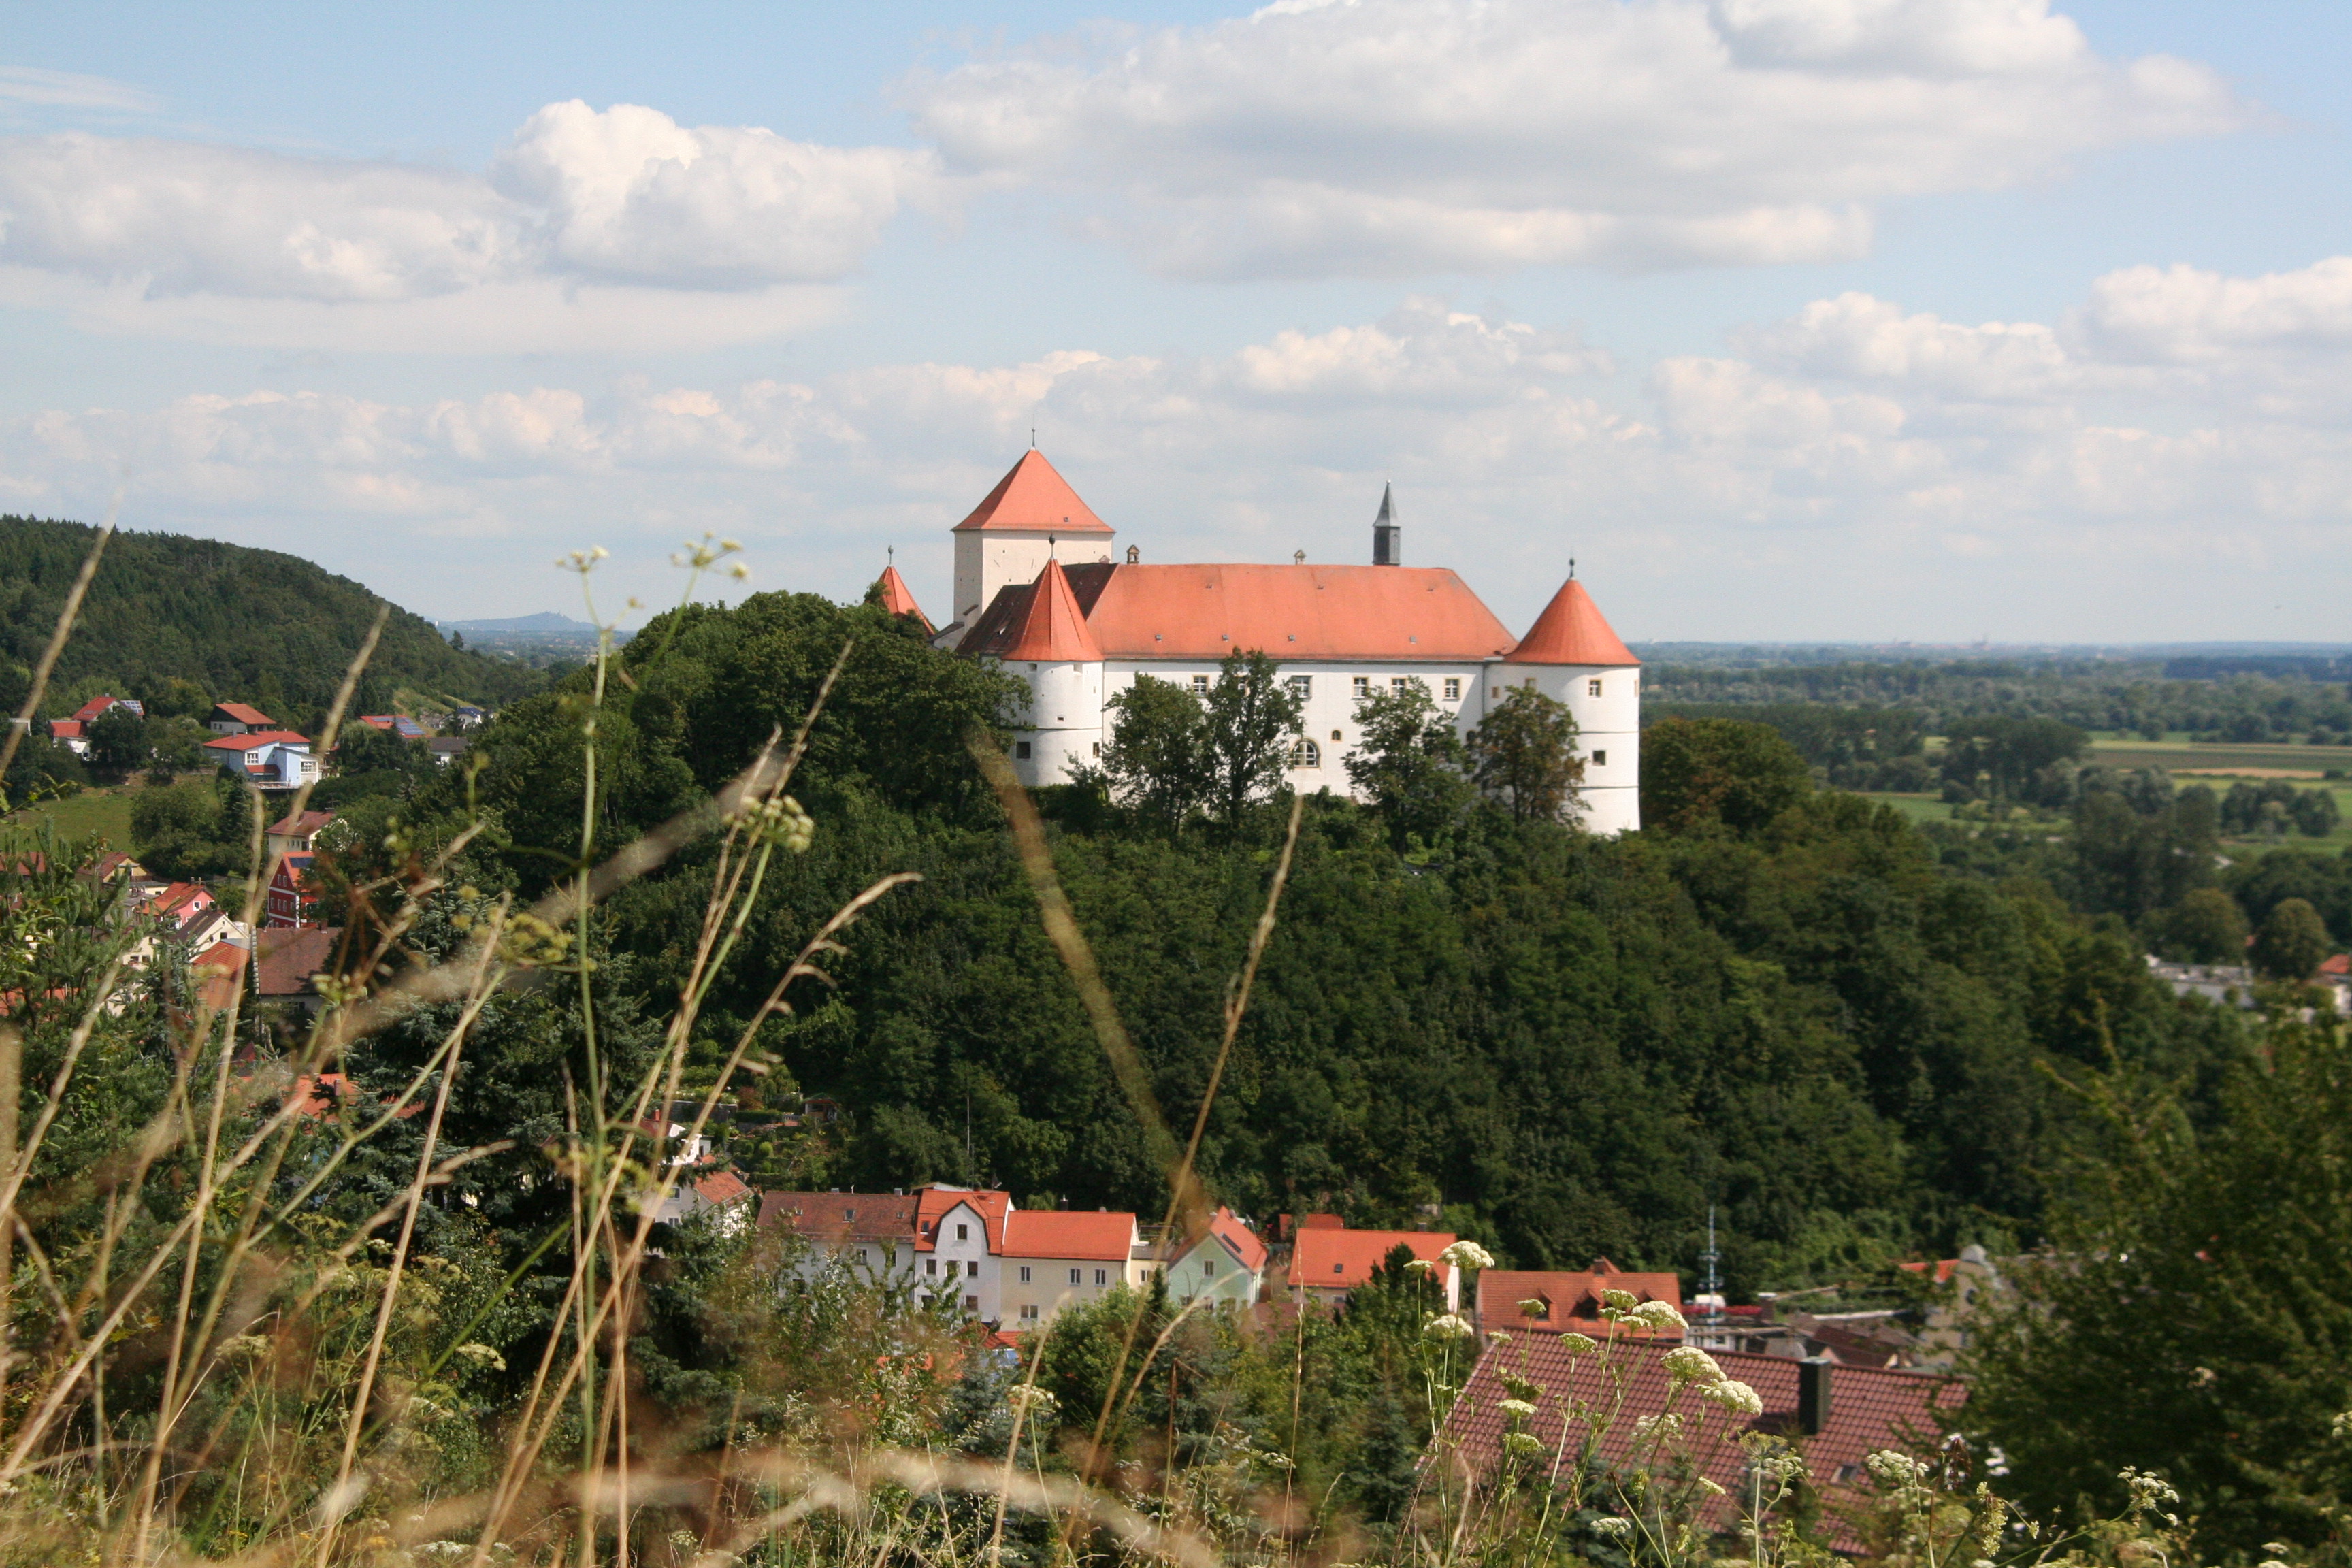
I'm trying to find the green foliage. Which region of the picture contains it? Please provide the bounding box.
[1964,1017,2352,1560]
[2249,896,2330,981]
[2070,775,2218,920]
[0,514,542,723]
[2221,777,2341,838]
[1938,715,2088,804]
[1650,702,1930,791]
[1467,687,1582,823]
[1096,674,1213,832]
[84,707,148,777]
[1639,716,1810,835]
[129,774,262,879]
[1345,678,1475,852]
[1201,649,1305,829]
[2144,887,2249,964]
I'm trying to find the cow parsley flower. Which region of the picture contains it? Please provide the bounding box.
[1559,1333,1599,1355]
[1503,1431,1547,1459]
[1631,1299,1686,1333]
[1706,1380,1764,1418]
[1499,1398,1539,1420]
[1423,1313,1476,1340]
[1441,1239,1496,1271]
[1662,1346,1723,1386]
[1591,1517,1635,1539]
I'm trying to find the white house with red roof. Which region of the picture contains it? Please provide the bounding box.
[915,1186,1013,1316]
[998,1208,1148,1327]
[207,702,277,736]
[928,451,1643,834]
[1162,1205,1269,1308]
[203,730,318,790]
[1286,1222,1462,1311]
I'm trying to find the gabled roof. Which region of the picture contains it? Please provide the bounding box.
[203,730,310,752]
[1476,1261,1684,1337]
[874,564,933,632]
[269,809,334,838]
[1000,559,1105,662]
[1172,1206,1268,1272]
[962,564,1517,664]
[1507,578,1638,667]
[760,1190,920,1242]
[953,450,1113,535]
[1447,1339,1968,1552]
[70,696,137,723]
[693,1170,755,1207]
[212,702,275,725]
[915,1186,1014,1252]
[151,882,214,923]
[253,925,342,996]
[48,719,82,739]
[1002,1209,1138,1262]
[1288,1228,1456,1289]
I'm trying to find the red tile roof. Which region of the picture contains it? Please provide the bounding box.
[192,939,246,1010]
[1201,1205,1269,1271]
[875,564,933,632]
[2322,952,2349,977]
[253,926,342,997]
[1507,578,1638,667]
[212,702,276,727]
[70,696,127,723]
[269,809,334,839]
[1477,1261,1684,1337]
[1003,1208,1137,1262]
[953,449,1113,534]
[150,881,215,925]
[962,563,1518,665]
[760,1190,920,1241]
[693,1170,754,1207]
[1444,1338,1967,1550]
[1288,1228,1456,1289]
[1000,559,1104,662]
[915,1187,1013,1252]
[48,719,83,740]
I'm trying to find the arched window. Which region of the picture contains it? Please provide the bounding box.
[1290,738,1321,768]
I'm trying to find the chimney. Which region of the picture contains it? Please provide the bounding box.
[1797,1358,1833,1435]
[1373,483,1400,566]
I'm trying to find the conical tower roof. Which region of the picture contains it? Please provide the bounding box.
[1001,558,1104,662]
[872,564,932,632]
[1509,578,1637,666]
[954,449,1113,534]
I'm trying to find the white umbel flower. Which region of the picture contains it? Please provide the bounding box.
[1631,1299,1687,1333]
[1705,1379,1764,1418]
[1423,1313,1476,1340]
[1662,1346,1722,1385]
[1441,1239,1496,1271]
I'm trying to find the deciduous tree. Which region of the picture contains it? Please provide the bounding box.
[1096,674,1213,832]
[1201,649,1303,831]
[1345,679,1472,851]
[1465,687,1582,824]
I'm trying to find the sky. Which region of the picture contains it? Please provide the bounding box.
[3,0,2349,642]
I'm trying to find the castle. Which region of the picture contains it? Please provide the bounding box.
[877,449,1642,835]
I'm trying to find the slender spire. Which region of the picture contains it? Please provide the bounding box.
[1373,482,1401,567]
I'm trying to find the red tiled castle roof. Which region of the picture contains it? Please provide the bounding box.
[874,564,932,631]
[1509,578,1638,667]
[999,559,1104,662]
[954,450,1113,535]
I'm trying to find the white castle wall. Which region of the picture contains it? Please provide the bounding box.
[1007,655,1642,834]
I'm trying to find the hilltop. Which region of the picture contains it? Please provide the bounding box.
[0,516,544,719]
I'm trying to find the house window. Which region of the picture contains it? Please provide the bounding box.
[1290,738,1320,768]
[1352,676,1370,698]
[956,1223,968,1241]
[966,1294,979,1311]
[1588,679,1603,697]
[1020,1265,1032,1282]
[1330,729,1342,743]
[1015,741,1032,760]
[1491,686,1500,698]
[1392,677,1411,696]
[1443,678,1460,700]
[1020,1303,1040,1320]
[1288,675,1311,700]
[1092,742,1100,755]
[883,1245,895,1266]
[1332,1263,1344,1274]
[1192,675,1210,696]
[927,1260,938,1277]
[1070,1268,1082,1285]
[1094,1269,1108,1286]
[1593,749,1607,767]
[1202,1259,1215,1277]
[860,1247,871,1264]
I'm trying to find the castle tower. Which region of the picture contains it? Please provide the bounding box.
[1495,576,1642,834]
[872,561,932,633]
[945,449,1115,645]
[999,557,1105,787]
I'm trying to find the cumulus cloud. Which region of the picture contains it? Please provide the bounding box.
[907,0,2247,278]
[5,265,2352,637]
[0,101,930,344]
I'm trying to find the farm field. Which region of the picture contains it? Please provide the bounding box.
[7,785,135,847]
[2086,737,2352,778]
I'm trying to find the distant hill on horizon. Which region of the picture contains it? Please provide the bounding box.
[438,612,601,633]
[0,515,546,721]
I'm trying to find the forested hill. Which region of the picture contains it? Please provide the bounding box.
[0,516,543,717]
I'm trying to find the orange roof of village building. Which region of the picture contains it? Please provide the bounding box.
[1003,1208,1138,1262]
[1475,1260,1684,1337]
[999,558,1105,662]
[874,564,933,632]
[954,449,1114,535]
[1507,578,1638,667]
[1179,1205,1268,1271]
[915,1186,1014,1252]
[964,563,1519,664]
[213,702,276,726]
[1287,1228,1457,1290]
[203,730,310,752]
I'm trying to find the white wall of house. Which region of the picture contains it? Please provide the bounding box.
[786,1238,921,1290]
[999,1253,1130,1327]
[918,1200,1002,1319]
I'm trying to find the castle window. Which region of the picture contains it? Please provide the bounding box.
[1443,678,1460,700]
[1288,675,1311,700]
[1290,739,1320,768]
[1015,741,1032,760]
[1352,676,1370,698]
[1594,749,1607,766]
[1588,679,1603,697]
[1192,675,1210,696]
[1330,729,1342,742]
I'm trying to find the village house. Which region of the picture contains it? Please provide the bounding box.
[1475,1258,1686,1341]
[760,1191,924,1286]
[922,450,1644,834]
[1158,1206,1269,1308]
[207,702,277,736]
[265,855,321,928]
[359,715,430,739]
[1286,1218,1462,1311]
[203,730,318,790]
[997,1208,1148,1327]
[266,808,334,858]
[916,1186,1015,1318]
[655,1169,757,1233]
[425,736,470,768]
